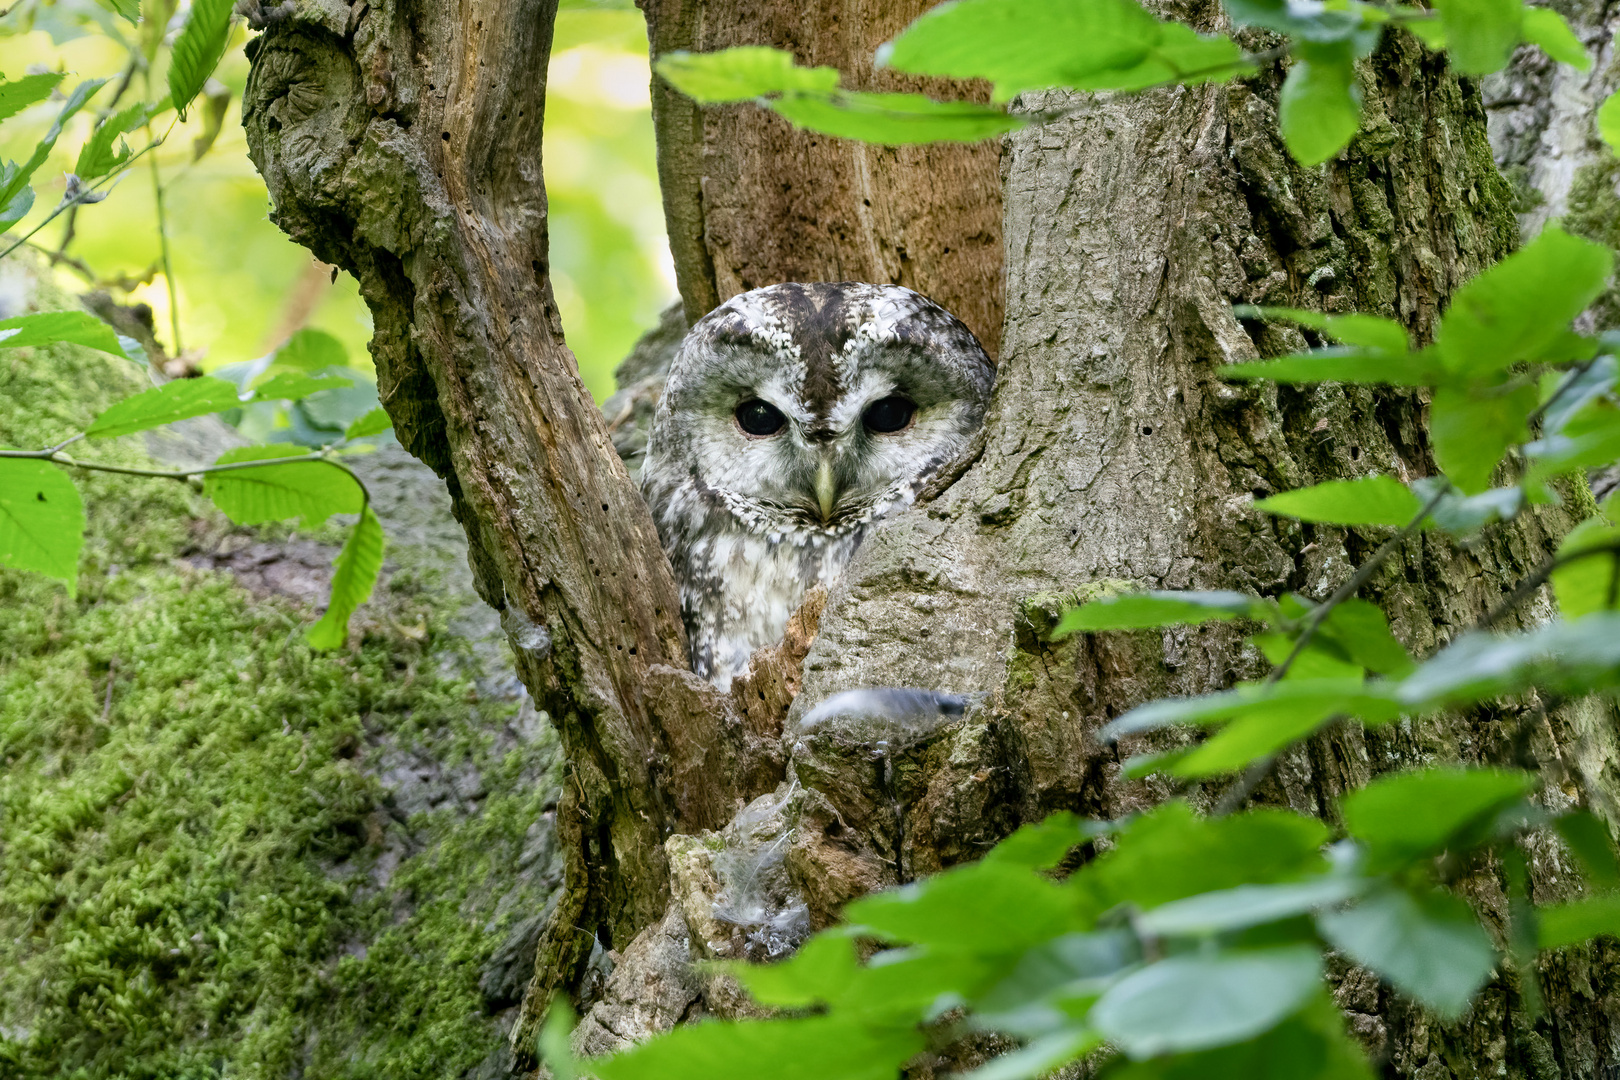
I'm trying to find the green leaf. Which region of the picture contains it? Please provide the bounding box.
[306,504,384,650]
[1089,946,1323,1057]
[1316,598,1415,677]
[976,929,1140,1021]
[654,47,841,102]
[983,812,1111,870]
[1431,381,1539,494]
[251,372,356,401]
[203,446,363,527]
[1071,804,1332,916]
[1521,6,1589,67]
[1396,615,1620,708]
[86,377,242,438]
[1542,355,1618,435]
[1168,702,1342,777]
[845,860,1083,953]
[1435,0,1524,73]
[1601,90,1620,155]
[1551,516,1620,618]
[1055,590,1272,634]
[344,407,393,440]
[1340,767,1536,866]
[1278,46,1362,167]
[95,0,142,21]
[0,311,129,358]
[1437,228,1613,375]
[590,1014,925,1080]
[74,101,160,181]
[0,72,66,124]
[1317,887,1496,1016]
[538,998,580,1080]
[1235,306,1411,355]
[880,0,1161,99]
[273,328,350,371]
[0,79,106,214]
[1134,877,1362,936]
[168,0,235,120]
[190,80,231,160]
[1099,679,1401,742]
[1413,476,1526,534]
[1553,812,1620,891]
[1106,995,1373,1080]
[1255,476,1424,527]
[729,932,860,1009]
[1219,347,1444,386]
[768,91,1022,145]
[1538,895,1620,949]
[0,458,84,596]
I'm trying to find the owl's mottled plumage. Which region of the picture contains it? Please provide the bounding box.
[641,282,995,688]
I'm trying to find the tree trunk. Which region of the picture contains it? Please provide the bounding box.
[241,2,1620,1076]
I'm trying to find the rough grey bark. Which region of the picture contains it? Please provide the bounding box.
[239,3,1620,1077]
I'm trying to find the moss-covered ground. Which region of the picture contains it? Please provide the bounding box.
[0,275,559,1078]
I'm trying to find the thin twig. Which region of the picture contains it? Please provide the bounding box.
[1269,482,1451,681]
[0,132,170,263]
[1526,356,1600,432]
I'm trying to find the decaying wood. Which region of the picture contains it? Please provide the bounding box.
[640,0,1007,357]
[238,0,737,1037]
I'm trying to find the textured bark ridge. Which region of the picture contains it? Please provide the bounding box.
[238,0,745,1036]
[640,0,1006,358]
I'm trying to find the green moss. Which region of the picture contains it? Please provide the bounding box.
[1561,156,1620,327]
[0,271,558,1078]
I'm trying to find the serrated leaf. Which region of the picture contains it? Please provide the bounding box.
[1055,590,1272,634]
[344,407,392,440]
[654,47,841,102]
[1090,947,1323,1057]
[590,1014,925,1080]
[252,372,355,401]
[1340,767,1536,866]
[306,504,384,650]
[1318,887,1495,1016]
[1538,895,1620,949]
[1437,228,1613,375]
[0,311,129,358]
[845,860,1083,953]
[1551,515,1620,618]
[1435,0,1524,73]
[203,446,363,526]
[0,78,106,213]
[0,458,84,596]
[768,91,1022,144]
[86,376,242,438]
[167,0,234,120]
[1431,381,1538,494]
[1278,47,1361,166]
[1521,6,1589,67]
[0,72,66,124]
[1255,476,1424,527]
[74,101,159,181]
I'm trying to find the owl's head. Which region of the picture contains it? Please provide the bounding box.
[644,283,995,536]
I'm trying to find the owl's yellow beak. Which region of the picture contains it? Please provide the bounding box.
[815,457,838,521]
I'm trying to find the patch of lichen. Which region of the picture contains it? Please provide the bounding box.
[0,274,557,1078]
[1562,156,1620,327]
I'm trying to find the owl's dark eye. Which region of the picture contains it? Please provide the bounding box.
[735,398,787,437]
[862,396,915,434]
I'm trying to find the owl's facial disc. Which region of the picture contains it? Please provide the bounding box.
[651,282,995,536]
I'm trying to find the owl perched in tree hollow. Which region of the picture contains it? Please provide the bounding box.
[641,283,996,688]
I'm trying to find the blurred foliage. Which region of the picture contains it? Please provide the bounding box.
[0,0,673,400]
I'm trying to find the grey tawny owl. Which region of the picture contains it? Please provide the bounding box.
[641,282,995,688]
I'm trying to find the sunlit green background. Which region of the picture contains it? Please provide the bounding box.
[1,0,674,400]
